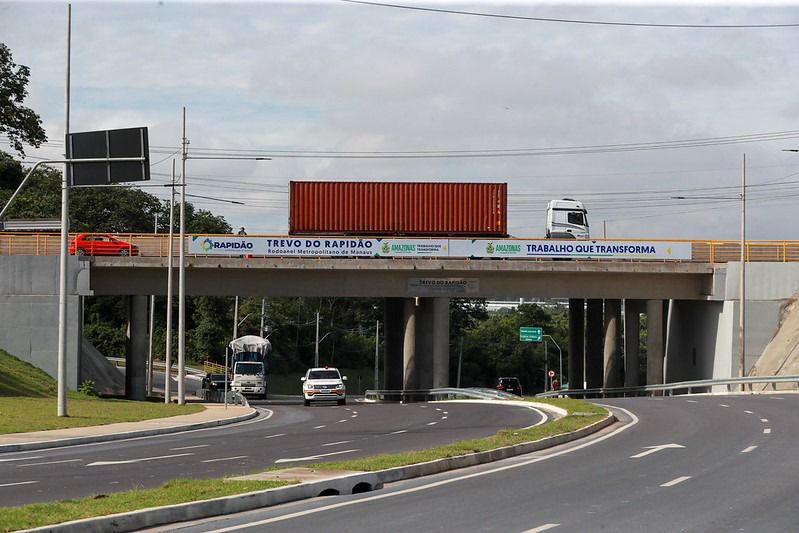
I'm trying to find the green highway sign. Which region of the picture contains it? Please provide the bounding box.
[520,327,543,342]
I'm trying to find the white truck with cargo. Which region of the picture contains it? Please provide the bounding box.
[228,335,270,400]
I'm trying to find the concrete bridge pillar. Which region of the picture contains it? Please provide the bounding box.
[586,299,604,389]
[646,299,666,385]
[429,297,450,388]
[624,299,644,387]
[383,298,405,390]
[568,299,585,389]
[603,299,623,388]
[126,295,148,400]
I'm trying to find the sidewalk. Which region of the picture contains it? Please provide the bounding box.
[0,403,257,453]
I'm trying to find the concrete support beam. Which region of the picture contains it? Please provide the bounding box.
[126,295,148,400]
[624,299,644,387]
[415,299,434,390]
[586,299,604,389]
[603,299,623,388]
[646,299,665,385]
[431,297,450,388]
[568,299,585,389]
[402,298,419,390]
[383,298,404,390]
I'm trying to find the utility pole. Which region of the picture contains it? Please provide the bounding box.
[374,320,379,389]
[314,311,320,367]
[147,213,157,396]
[177,107,187,405]
[260,298,266,337]
[739,154,746,388]
[164,160,175,403]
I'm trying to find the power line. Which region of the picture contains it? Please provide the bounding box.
[341,0,799,29]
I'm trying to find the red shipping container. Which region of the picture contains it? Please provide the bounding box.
[289,181,507,237]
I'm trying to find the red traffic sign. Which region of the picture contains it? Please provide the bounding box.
[548,370,555,377]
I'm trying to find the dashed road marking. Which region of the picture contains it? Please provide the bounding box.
[274,449,358,464]
[719,404,729,408]
[764,428,772,434]
[201,456,248,463]
[426,422,437,426]
[87,453,194,467]
[0,480,38,488]
[741,446,758,453]
[744,410,753,414]
[170,444,209,451]
[321,441,352,447]
[523,525,560,533]
[337,419,348,423]
[661,476,691,487]
[0,456,43,463]
[388,430,407,435]
[264,433,287,439]
[17,459,82,467]
[761,418,769,423]
[313,425,326,429]
[685,400,697,403]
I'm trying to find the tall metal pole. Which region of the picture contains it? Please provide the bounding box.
[164,160,175,403]
[374,320,379,389]
[739,154,746,385]
[456,336,463,388]
[177,107,187,405]
[57,3,72,417]
[260,298,266,337]
[314,311,320,367]
[233,296,239,339]
[147,214,157,396]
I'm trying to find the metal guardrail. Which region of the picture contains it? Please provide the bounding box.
[4,232,799,263]
[535,375,799,398]
[196,389,247,406]
[364,387,519,402]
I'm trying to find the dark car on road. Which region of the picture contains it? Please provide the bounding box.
[201,373,229,390]
[496,377,523,396]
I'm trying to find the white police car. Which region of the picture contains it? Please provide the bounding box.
[301,366,347,406]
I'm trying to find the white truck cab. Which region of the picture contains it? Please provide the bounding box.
[546,198,589,239]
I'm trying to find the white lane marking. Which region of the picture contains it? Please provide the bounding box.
[660,476,691,487]
[0,481,38,488]
[388,430,407,435]
[764,428,772,434]
[771,397,785,400]
[761,418,769,423]
[170,444,209,451]
[523,525,560,533]
[630,443,685,459]
[274,449,358,464]
[86,452,194,467]
[443,411,448,415]
[426,422,437,426]
[441,416,448,420]
[719,404,729,408]
[201,456,248,463]
[264,433,287,439]
[0,456,43,463]
[744,410,753,414]
[741,446,758,453]
[18,459,82,467]
[321,441,352,447]
[206,406,639,532]
[351,414,358,418]
[435,408,442,411]
[685,400,697,403]
[337,419,348,423]
[313,425,326,429]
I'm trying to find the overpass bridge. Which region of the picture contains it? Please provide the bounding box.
[2,233,799,399]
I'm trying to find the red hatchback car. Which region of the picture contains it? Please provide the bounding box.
[69,233,139,256]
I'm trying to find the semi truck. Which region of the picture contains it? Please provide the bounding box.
[289,180,588,240]
[228,335,271,400]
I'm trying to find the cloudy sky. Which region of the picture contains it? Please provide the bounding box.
[2,0,799,240]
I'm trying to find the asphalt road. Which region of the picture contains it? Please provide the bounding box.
[0,400,546,506]
[153,394,799,533]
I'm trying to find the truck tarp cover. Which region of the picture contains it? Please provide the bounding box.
[229,335,271,356]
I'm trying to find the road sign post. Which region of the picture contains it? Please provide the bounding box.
[519,327,542,342]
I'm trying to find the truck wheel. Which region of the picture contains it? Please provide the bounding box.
[304,399,310,406]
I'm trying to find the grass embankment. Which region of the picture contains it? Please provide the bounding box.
[0,349,203,434]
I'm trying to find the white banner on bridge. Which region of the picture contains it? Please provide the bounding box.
[189,235,692,260]
[448,239,693,260]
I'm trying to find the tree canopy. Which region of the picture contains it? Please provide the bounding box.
[0,43,46,156]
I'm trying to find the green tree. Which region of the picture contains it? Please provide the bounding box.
[0,43,47,156]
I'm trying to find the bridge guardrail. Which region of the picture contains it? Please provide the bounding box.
[536,374,799,399]
[4,232,799,263]
[364,387,519,402]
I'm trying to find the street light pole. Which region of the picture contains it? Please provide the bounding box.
[544,334,563,388]
[164,160,175,403]
[739,154,746,387]
[177,107,187,405]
